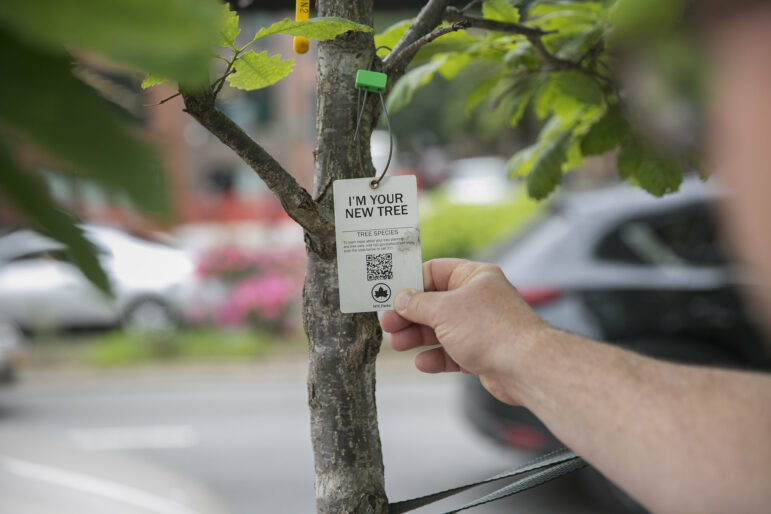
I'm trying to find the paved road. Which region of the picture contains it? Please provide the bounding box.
[0,356,603,513]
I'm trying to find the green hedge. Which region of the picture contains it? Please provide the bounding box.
[420,187,542,261]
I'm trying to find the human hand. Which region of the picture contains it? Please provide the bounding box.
[380,258,550,405]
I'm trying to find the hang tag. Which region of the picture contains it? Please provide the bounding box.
[333,175,423,313]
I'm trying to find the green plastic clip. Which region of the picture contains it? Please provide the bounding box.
[355,69,387,93]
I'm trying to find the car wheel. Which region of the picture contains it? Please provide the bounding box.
[123,298,177,333]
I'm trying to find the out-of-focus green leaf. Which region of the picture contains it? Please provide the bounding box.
[554,70,603,105]
[250,17,372,45]
[466,72,505,115]
[495,76,538,127]
[580,107,626,155]
[386,57,446,113]
[527,131,571,199]
[0,0,220,88]
[413,31,483,65]
[482,0,520,23]
[141,72,168,90]
[218,2,240,48]
[0,32,167,215]
[506,91,532,127]
[437,53,473,80]
[226,51,294,91]
[617,138,682,196]
[503,43,538,70]
[609,0,687,40]
[687,155,708,181]
[506,143,539,178]
[529,1,603,18]
[375,18,412,56]
[0,143,111,294]
[534,78,559,119]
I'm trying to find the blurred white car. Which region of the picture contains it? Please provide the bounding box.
[0,225,199,333]
[445,156,513,204]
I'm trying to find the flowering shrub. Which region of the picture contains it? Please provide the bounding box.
[196,246,304,333]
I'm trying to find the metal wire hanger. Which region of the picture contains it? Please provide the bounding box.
[354,46,393,190]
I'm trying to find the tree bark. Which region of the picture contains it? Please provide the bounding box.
[305,0,388,512]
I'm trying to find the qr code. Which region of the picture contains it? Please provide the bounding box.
[366,253,393,281]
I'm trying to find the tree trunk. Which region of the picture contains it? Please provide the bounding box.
[304,0,388,512]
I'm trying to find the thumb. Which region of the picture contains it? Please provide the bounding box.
[394,289,443,327]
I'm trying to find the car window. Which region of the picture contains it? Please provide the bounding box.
[595,202,725,267]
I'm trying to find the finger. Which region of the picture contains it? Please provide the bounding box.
[394,289,444,327]
[380,309,413,333]
[388,324,440,351]
[422,258,469,292]
[415,347,461,374]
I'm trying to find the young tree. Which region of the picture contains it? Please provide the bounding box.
[1,0,693,512]
[176,4,694,510]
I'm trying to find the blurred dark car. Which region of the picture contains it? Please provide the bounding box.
[462,178,771,511]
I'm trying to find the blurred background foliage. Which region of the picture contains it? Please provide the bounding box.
[420,187,542,261]
[381,0,699,201]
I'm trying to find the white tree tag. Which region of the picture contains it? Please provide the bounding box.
[333,175,423,313]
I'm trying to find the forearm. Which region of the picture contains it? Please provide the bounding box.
[506,329,771,514]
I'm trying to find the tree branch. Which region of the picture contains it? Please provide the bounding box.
[383,21,470,73]
[444,6,576,70]
[181,91,335,256]
[444,6,551,38]
[384,0,451,73]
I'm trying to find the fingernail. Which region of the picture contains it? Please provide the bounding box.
[395,289,414,313]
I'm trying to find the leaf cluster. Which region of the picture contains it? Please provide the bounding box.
[144,5,373,93]
[382,0,694,200]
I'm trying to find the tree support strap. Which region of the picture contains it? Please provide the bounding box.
[388,447,586,513]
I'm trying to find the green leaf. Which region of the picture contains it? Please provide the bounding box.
[609,0,687,40]
[226,51,295,91]
[386,57,446,113]
[527,131,572,200]
[250,17,372,45]
[506,143,539,178]
[495,76,538,127]
[482,0,520,23]
[466,72,505,116]
[413,30,483,65]
[530,1,604,18]
[0,32,167,215]
[375,19,412,55]
[141,72,168,90]
[617,139,683,196]
[534,78,559,119]
[553,70,603,105]
[503,43,538,70]
[580,107,627,155]
[437,53,473,80]
[687,155,708,181]
[218,2,240,48]
[506,91,532,127]
[0,0,220,88]
[0,143,111,294]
